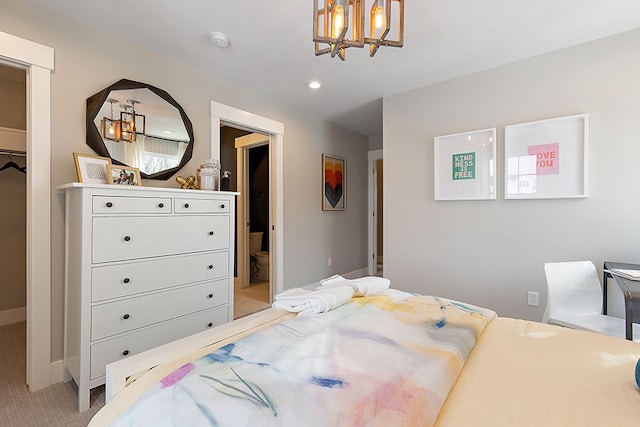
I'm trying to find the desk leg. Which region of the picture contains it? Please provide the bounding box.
[624,296,633,341]
[602,271,609,315]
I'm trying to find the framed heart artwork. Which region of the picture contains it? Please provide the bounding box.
[322,154,346,210]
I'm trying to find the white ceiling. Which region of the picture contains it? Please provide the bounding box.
[26,0,640,136]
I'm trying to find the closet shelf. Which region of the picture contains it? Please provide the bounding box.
[0,126,27,153]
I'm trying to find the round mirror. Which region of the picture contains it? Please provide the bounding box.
[86,79,194,180]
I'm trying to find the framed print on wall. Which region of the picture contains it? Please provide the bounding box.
[73,152,112,184]
[107,164,142,186]
[504,114,588,199]
[434,128,497,200]
[322,154,346,210]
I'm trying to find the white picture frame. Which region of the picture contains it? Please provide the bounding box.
[434,128,497,200]
[504,114,588,199]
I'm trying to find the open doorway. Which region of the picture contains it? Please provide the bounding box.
[211,101,284,320]
[368,150,383,276]
[220,127,272,318]
[0,62,27,388]
[0,32,54,392]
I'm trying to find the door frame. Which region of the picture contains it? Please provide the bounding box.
[235,133,270,290]
[210,101,284,300]
[368,149,383,275]
[0,31,54,391]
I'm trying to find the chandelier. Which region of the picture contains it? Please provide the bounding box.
[313,0,404,60]
[120,100,145,143]
[100,99,146,143]
[100,99,122,141]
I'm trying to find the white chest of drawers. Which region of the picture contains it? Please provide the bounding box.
[58,183,237,411]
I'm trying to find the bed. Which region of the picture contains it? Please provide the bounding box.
[89,289,640,426]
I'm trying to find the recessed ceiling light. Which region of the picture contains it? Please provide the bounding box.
[209,32,230,48]
[162,130,173,134]
[308,81,321,89]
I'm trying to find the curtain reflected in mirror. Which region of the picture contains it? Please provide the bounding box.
[103,135,188,176]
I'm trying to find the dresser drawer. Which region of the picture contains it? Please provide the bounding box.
[93,196,171,214]
[91,252,229,302]
[92,215,229,263]
[174,198,230,214]
[90,305,229,380]
[91,279,229,340]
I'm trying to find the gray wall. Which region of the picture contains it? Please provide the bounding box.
[1,0,369,362]
[0,65,26,130]
[384,28,640,321]
[369,134,383,151]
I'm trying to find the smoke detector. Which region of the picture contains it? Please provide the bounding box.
[209,32,230,48]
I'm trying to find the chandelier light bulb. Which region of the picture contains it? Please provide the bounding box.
[374,5,384,29]
[332,5,345,37]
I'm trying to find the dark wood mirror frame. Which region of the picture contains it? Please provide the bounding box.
[86,79,194,180]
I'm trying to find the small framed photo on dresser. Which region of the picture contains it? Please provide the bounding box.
[73,152,112,184]
[107,164,142,186]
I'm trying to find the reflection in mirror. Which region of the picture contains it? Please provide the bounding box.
[87,79,194,180]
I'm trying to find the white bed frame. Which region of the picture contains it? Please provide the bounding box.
[105,308,292,402]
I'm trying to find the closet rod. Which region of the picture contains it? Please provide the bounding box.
[0,150,26,157]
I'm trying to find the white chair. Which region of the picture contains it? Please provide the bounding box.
[543,261,640,341]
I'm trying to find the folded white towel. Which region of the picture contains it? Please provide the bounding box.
[319,274,346,286]
[273,285,354,317]
[318,275,390,297]
[349,276,390,297]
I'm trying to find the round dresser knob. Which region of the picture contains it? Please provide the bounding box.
[158,203,164,208]
[184,203,190,208]
[220,204,225,209]
[124,236,131,242]
[208,265,214,270]
[123,314,130,320]
[123,278,130,284]
[207,323,213,328]
[122,350,129,356]
[208,231,214,236]
[208,293,214,299]
[106,202,113,208]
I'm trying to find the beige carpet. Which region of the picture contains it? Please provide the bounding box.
[0,322,104,426]
[0,282,271,425]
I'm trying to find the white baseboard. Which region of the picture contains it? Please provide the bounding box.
[50,359,71,385]
[0,306,26,326]
[343,268,369,279]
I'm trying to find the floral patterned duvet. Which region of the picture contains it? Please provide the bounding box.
[111,294,495,427]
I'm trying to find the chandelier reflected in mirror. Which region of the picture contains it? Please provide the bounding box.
[313,0,404,60]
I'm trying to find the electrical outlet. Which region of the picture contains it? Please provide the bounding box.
[328,257,333,267]
[527,291,539,307]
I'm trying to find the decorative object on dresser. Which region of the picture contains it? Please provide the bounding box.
[86,79,194,180]
[73,152,112,184]
[198,158,221,191]
[175,175,198,189]
[106,164,142,186]
[57,183,237,411]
